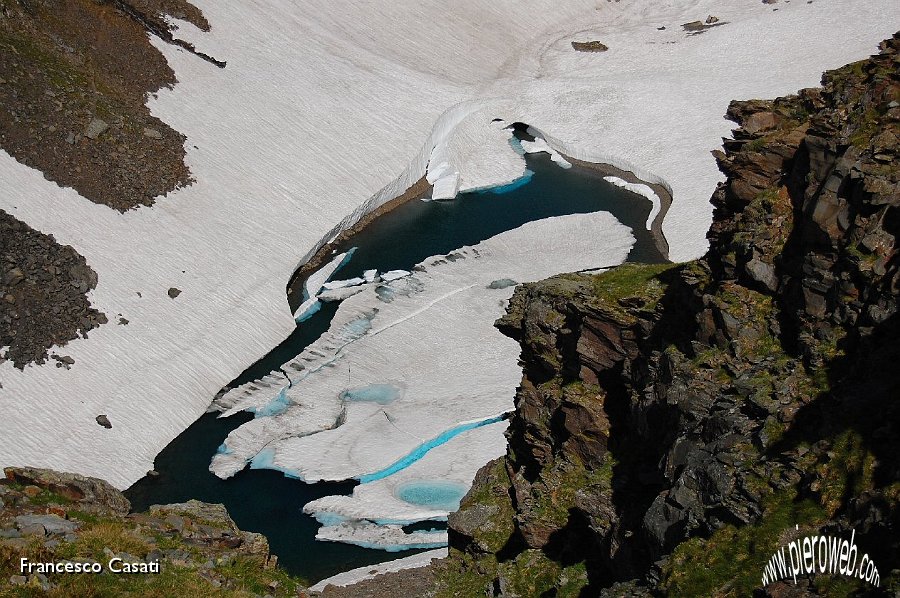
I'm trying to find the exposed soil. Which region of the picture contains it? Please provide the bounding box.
[0,209,105,368]
[0,0,208,210]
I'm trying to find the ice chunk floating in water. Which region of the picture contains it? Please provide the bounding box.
[302,418,508,549]
[316,521,448,552]
[294,249,357,321]
[251,387,292,418]
[381,269,411,282]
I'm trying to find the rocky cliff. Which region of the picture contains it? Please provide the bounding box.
[437,33,900,597]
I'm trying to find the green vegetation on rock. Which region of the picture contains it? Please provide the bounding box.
[0,471,307,597]
[584,262,678,319]
[661,489,830,597]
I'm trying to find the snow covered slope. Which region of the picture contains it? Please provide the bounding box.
[0,0,897,489]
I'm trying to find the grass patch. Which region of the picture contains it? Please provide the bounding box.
[60,521,152,561]
[0,508,307,597]
[661,488,829,597]
[456,460,516,554]
[745,136,769,152]
[817,429,876,517]
[436,551,589,598]
[580,262,678,322]
[216,555,306,595]
[529,453,614,530]
[498,550,563,597]
[435,551,498,598]
[0,30,88,92]
[4,484,73,507]
[67,510,100,524]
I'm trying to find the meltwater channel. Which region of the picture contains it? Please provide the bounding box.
[125,140,668,584]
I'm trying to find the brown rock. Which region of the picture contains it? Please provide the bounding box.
[4,467,130,514]
[571,40,608,52]
[743,111,777,134]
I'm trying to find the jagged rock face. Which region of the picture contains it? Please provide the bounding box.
[710,34,900,369]
[441,34,900,597]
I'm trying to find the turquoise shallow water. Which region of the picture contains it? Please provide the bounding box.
[396,480,470,512]
[359,415,508,483]
[340,383,403,405]
[125,143,666,584]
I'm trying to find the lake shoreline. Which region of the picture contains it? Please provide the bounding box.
[287,176,433,312]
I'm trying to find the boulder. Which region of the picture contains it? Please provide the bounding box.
[15,514,79,536]
[745,258,778,292]
[84,118,109,140]
[743,111,777,134]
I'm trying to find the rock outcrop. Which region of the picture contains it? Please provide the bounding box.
[437,33,900,597]
[0,467,303,596]
[4,467,130,515]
